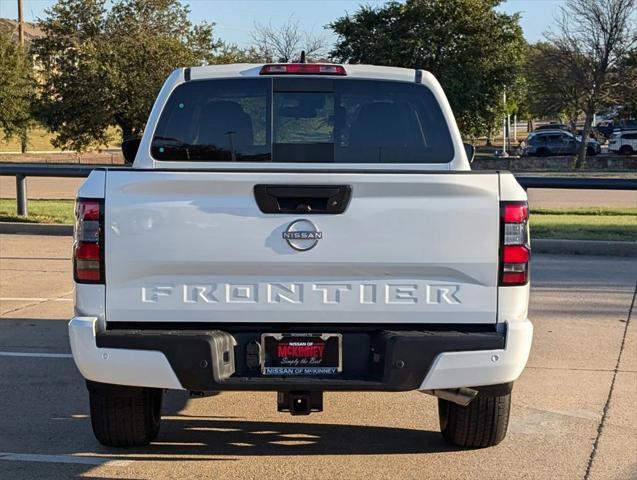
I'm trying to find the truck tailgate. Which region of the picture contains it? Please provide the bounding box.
[104,171,501,324]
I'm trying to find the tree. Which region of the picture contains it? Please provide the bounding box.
[525,42,586,128]
[251,17,328,63]
[33,0,221,151]
[329,0,527,138]
[548,0,636,167]
[213,43,262,64]
[101,0,221,140]
[0,31,34,149]
[614,48,637,118]
[33,0,110,151]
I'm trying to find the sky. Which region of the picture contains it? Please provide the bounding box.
[0,0,566,46]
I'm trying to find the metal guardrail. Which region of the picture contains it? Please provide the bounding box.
[0,163,635,217]
[0,164,97,177]
[516,176,636,190]
[0,164,105,216]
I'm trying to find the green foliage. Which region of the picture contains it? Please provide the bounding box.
[614,49,637,118]
[213,44,262,64]
[524,42,584,124]
[329,0,527,138]
[0,32,34,143]
[33,0,226,151]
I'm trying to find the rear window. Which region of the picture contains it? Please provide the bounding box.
[151,77,454,163]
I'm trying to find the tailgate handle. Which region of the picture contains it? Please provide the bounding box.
[254,185,352,214]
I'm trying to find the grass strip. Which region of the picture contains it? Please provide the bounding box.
[0,199,75,224]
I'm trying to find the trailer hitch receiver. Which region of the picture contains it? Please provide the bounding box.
[277,391,323,415]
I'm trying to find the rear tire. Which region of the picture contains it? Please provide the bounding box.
[438,391,511,448]
[88,382,162,447]
[619,145,633,155]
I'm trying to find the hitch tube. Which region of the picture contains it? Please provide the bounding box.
[278,391,323,415]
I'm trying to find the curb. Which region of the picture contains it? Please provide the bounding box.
[0,222,73,236]
[0,223,634,257]
[531,239,636,257]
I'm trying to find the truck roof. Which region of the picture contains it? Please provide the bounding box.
[187,63,435,85]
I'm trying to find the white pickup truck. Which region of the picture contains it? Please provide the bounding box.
[69,63,533,449]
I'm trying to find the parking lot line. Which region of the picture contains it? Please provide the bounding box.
[0,352,73,359]
[0,452,132,467]
[0,297,73,302]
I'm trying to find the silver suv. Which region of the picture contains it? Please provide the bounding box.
[523,130,601,156]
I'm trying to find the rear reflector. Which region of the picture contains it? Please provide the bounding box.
[75,242,100,260]
[502,271,528,284]
[75,261,101,281]
[500,201,530,286]
[259,64,347,76]
[74,198,104,284]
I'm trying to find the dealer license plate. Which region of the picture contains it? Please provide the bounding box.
[261,333,342,376]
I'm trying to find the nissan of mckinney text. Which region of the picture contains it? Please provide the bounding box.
[69,63,533,448]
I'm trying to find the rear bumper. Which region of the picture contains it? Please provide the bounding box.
[68,317,182,390]
[419,319,532,390]
[68,318,532,392]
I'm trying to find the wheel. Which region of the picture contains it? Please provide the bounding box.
[536,147,550,156]
[88,381,163,447]
[438,390,511,448]
[586,145,597,156]
[619,145,633,155]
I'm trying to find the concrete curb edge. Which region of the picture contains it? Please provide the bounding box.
[0,222,73,236]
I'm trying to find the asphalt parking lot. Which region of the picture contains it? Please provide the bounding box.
[0,234,635,479]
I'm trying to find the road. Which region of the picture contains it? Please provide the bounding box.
[0,234,635,479]
[1,176,636,208]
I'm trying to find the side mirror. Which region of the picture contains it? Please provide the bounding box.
[121,138,141,165]
[463,143,475,163]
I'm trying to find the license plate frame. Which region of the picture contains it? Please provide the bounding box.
[261,333,342,376]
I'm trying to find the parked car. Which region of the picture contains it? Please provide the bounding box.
[575,134,602,153]
[608,130,637,155]
[69,63,533,449]
[596,119,637,139]
[534,123,570,132]
[522,130,600,156]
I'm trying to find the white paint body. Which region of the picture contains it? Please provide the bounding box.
[608,130,637,154]
[70,64,532,392]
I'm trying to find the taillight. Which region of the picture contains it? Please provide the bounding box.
[500,201,530,286]
[259,64,347,75]
[73,198,104,283]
